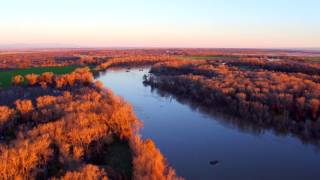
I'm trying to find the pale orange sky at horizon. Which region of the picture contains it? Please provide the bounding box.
[1,0,319,48]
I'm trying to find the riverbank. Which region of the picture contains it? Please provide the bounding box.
[0,67,182,180]
[98,67,320,180]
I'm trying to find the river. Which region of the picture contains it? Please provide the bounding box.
[97,67,320,180]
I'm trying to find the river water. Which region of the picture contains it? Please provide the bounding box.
[97,68,320,180]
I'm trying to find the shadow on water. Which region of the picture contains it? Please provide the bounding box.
[145,82,320,149]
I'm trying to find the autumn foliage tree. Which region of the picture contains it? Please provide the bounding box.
[11,75,24,85]
[58,165,109,180]
[15,99,34,115]
[0,106,15,131]
[25,73,39,85]
[131,137,181,180]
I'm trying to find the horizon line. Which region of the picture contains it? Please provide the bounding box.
[0,44,320,52]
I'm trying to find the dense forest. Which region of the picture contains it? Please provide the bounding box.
[0,67,182,180]
[144,59,320,144]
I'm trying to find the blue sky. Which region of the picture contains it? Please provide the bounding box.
[0,0,319,48]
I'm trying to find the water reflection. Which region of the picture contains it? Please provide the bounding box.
[97,67,320,180]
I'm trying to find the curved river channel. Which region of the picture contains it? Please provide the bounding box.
[97,67,320,180]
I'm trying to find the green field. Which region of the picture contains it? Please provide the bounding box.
[0,65,79,88]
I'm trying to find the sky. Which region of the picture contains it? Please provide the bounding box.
[0,0,319,48]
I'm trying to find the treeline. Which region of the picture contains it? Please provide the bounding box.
[0,51,83,69]
[0,68,182,180]
[225,58,320,75]
[145,60,320,143]
[7,55,180,88]
[10,67,94,89]
[0,49,180,69]
[1,48,318,70]
[96,55,180,71]
[178,48,320,60]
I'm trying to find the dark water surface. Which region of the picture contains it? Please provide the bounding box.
[98,68,320,180]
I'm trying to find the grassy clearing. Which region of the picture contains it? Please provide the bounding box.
[0,65,79,88]
[305,56,320,62]
[185,55,239,61]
